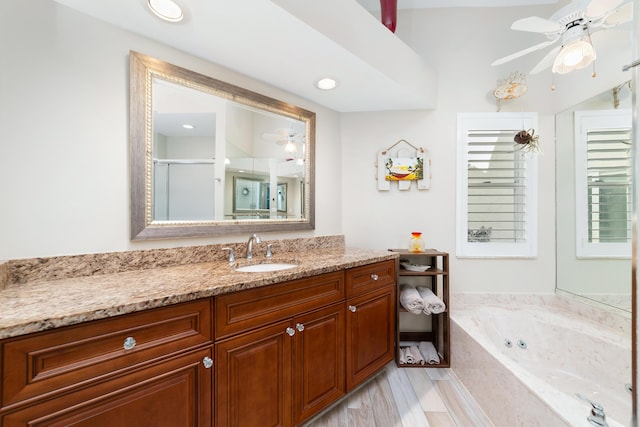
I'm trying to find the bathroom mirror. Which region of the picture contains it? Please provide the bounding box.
[130,51,315,239]
[555,82,632,311]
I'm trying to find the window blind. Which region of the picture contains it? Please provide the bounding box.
[585,127,632,243]
[466,130,528,243]
[457,112,537,258]
[574,109,631,258]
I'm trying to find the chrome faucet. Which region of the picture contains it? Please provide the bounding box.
[577,393,608,427]
[246,234,262,259]
[222,247,235,263]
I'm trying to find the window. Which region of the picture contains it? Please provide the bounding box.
[456,113,538,257]
[575,110,632,258]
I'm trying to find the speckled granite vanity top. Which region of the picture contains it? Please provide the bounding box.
[0,236,397,339]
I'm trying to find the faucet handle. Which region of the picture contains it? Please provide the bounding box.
[576,394,603,411]
[222,247,235,263]
[266,244,273,258]
[576,394,608,426]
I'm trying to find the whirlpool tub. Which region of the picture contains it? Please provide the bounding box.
[450,295,631,427]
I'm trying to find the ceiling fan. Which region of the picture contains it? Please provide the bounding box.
[262,128,305,144]
[491,0,633,75]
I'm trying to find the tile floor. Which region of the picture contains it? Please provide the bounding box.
[303,363,494,427]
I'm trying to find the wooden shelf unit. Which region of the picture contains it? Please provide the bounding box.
[389,249,450,368]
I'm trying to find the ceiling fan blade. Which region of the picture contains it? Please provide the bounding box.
[604,2,633,25]
[529,45,561,74]
[491,38,559,66]
[511,16,563,33]
[585,0,625,18]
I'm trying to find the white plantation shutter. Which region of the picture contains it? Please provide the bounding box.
[457,113,538,257]
[575,110,632,258]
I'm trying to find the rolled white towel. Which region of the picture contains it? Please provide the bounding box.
[418,341,440,365]
[398,347,407,364]
[399,284,425,314]
[404,347,416,364]
[408,345,425,365]
[417,286,446,314]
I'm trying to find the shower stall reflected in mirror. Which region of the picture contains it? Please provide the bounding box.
[153,159,216,221]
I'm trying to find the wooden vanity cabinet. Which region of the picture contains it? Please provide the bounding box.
[0,260,396,427]
[345,260,396,391]
[215,303,345,427]
[0,299,214,427]
[215,271,346,427]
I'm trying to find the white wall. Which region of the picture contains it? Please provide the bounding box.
[341,5,632,294]
[0,0,342,259]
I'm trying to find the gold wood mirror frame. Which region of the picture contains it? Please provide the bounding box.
[130,51,315,240]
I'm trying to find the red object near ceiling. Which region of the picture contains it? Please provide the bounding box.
[380,0,397,32]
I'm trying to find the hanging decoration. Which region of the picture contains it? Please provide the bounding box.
[494,72,527,111]
[376,139,430,191]
[380,0,398,32]
[514,128,542,154]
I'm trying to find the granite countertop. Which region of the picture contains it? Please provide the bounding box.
[0,245,397,339]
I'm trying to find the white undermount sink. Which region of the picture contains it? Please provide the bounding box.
[235,263,298,273]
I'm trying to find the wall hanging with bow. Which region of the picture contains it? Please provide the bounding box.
[376,139,431,191]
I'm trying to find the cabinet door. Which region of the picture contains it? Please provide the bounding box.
[293,303,345,425]
[216,320,293,427]
[345,285,395,391]
[1,346,213,427]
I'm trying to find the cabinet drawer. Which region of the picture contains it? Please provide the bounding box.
[345,260,395,298]
[1,298,213,408]
[215,271,344,339]
[1,346,213,427]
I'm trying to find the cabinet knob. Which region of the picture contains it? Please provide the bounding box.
[370,274,379,281]
[202,356,213,369]
[123,336,136,350]
[286,327,296,336]
[348,305,357,312]
[296,323,305,332]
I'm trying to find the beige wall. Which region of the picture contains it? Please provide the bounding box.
[341,6,632,294]
[1,0,342,259]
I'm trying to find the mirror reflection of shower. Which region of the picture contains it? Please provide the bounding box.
[153,159,216,221]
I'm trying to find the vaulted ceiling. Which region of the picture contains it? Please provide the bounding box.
[53,0,559,112]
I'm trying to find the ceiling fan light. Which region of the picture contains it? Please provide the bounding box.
[552,38,596,74]
[284,140,297,154]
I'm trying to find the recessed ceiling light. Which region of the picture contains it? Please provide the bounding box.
[316,78,338,90]
[182,124,194,129]
[148,0,184,22]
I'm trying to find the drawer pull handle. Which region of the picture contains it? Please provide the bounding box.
[123,336,136,350]
[296,323,305,332]
[286,327,296,336]
[371,274,379,281]
[202,357,213,369]
[349,305,357,312]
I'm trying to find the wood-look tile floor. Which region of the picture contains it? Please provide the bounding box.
[303,363,495,427]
